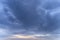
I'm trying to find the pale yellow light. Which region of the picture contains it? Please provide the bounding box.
[10,35,35,39]
[13,35,32,38]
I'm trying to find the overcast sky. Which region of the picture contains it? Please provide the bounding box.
[0,0,60,40]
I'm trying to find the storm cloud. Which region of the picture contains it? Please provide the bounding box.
[4,0,60,34]
[0,0,60,40]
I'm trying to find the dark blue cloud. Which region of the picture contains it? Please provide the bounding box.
[0,0,60,35]
[6,0,60,33]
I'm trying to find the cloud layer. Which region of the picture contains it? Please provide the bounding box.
[6,0,60,33]
[0,0,60,40]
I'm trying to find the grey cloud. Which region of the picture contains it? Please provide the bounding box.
[6,0,60,33]
[0,0,60,35]
[40,0,60,10]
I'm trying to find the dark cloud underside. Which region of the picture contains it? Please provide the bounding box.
[4,0,60,34]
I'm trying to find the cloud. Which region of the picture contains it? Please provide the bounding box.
[0,0,60,40]
[2,34,60,40]
[3,34,49,40]
[5,0,60,34]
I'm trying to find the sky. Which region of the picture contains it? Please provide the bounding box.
[0,0,60,40]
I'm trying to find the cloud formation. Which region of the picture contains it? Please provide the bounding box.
[5,0,60,33]
[0,0,60,40]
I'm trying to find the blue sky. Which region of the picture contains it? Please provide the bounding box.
[0,0,60,40]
